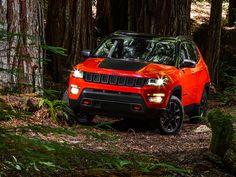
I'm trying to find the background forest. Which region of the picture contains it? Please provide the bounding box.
[0,0,236,177]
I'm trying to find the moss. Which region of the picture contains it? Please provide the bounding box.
[208,109,234,158]
[224,148,236,174]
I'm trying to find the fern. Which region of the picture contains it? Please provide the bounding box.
[39,99,72,123]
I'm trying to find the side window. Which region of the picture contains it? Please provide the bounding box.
[180,43,188,63]
[186,43,199,62]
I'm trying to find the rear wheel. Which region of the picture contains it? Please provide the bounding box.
[157,96,184,135]
[188,89,208,123]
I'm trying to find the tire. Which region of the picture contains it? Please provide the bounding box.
[157,96,184,135]
[74,111,95,125]
[188,89,208,123]
[62,89,94,125]
[62,89,69,105]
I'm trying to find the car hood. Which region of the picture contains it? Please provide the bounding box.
[76,58,176,77]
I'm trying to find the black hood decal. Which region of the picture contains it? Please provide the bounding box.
[99,59,149,71]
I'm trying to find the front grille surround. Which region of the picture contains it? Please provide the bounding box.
[83,72,147,87]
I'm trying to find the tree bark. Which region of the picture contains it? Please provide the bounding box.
[0,0,44,93]
[128,0,191,36]
[96,0,128,37]
[97,0,191,37]
[45,0,94,83]
[206,0,223,84]
[229,0,236,26]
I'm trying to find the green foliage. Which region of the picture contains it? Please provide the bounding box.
[0,100,32,121]
[208,109,234,157]
[83,130,118,142]
[95,122,117,131]
[0,130,191,176]
[218,60,236,105]
[8,125,77,137]
[39,99,72,124]
[41,88,61,100]
[41,45,67,56]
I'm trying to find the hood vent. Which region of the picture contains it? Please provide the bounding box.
[99,59,148,71]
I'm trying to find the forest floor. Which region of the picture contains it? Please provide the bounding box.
[0,94,235,177]
[0,1,235,177]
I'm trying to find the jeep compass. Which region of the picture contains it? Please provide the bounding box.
[65,31,210,134]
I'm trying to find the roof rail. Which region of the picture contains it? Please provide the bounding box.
[113,30,158,38]
[176,35,191,41]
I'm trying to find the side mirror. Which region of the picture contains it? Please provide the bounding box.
[180,59,196,68]
[81,49,91,58]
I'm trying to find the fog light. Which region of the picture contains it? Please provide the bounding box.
[70,84,80,95]
[82,99,92,105]
[132,104,142,111]
[147,93,165,103]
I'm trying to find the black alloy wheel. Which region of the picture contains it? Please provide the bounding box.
[199,89,208,117]
[62,89,94,125]
[75,111,95,125]
[188,89,208,123]
[158,96,184,135]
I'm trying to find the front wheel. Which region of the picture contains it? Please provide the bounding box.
[74,111,95,125]
[157,96,184,135]
[62,89,94,125]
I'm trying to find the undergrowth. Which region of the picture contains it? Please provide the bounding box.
[0,130,191,177]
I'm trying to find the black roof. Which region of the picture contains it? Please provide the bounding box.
[113,30,191,43]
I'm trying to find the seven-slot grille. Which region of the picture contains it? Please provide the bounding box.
[83,72,147,87]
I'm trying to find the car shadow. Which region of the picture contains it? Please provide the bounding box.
[93,117,157,133]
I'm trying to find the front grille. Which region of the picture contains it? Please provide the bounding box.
[84,72,146,87]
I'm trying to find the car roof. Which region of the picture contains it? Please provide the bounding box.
[113,31,192,43]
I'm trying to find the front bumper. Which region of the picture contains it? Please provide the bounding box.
[69,88,166,119]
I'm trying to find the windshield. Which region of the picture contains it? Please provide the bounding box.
[93,36,176,66]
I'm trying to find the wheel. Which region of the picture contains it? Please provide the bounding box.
[157,96,184,135]
[188,89,208,123]
[74,112,95,125]
[62,89,69,105]
[62,89,94,125]
[198,89,208,117]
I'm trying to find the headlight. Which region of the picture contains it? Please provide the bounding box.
[72,69,83,78]
[146,76,169,87]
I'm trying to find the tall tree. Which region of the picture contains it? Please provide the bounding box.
[206,0,223,83]
[0,0,44,93]
[128,0,191,36]
[96,0,128,36]
[228,0,236,26]
[96,0,191,37]
[45,0,94,82]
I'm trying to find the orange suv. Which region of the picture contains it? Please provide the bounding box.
[66,31,210,134]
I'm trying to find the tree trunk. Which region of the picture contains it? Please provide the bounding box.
[0,0,44,93]
[96,0,127,37]
[229,0,236,26]
[97,0,191,37]
[206,0,223,84]
[128,0,191,36]
[45,0,94,83]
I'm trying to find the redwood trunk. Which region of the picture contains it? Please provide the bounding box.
[45,0,94,83]
[229,0,236,26]
[96,0,128,36]
[206,0,223,84]
[0,0,44,93]
[128,0,191,36]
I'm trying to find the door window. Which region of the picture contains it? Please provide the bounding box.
[185,43,199,62]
